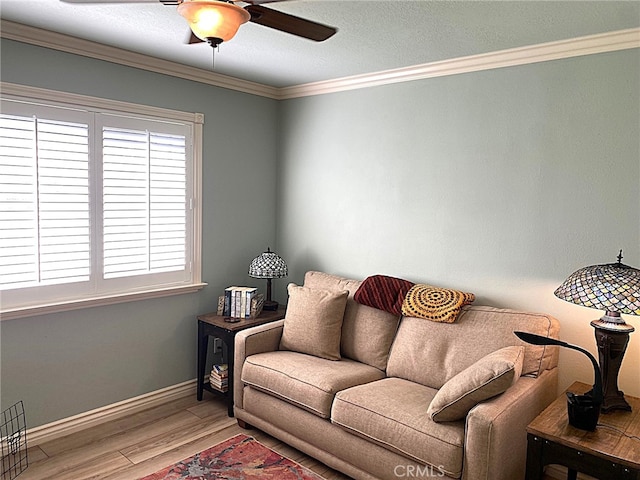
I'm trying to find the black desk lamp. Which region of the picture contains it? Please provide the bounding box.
[515,331,603,430]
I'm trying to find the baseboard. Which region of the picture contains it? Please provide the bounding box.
[26,379,196,448]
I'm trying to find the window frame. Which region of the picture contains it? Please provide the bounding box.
[0,82,205,320]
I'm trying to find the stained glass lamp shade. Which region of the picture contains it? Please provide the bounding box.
[554,250,640,412]
[248,248,287,311]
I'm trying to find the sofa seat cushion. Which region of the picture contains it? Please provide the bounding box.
[331,377,465,478]
[242,351,385,418]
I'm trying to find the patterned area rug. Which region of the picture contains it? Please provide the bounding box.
[141,433,326,479]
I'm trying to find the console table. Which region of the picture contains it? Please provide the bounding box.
[526,381,640,480]
[196,307,285,417]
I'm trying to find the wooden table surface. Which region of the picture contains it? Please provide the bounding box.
[197,306,286,332]
[527,381,640,470]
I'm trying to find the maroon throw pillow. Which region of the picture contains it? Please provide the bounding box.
[354,275,415,316]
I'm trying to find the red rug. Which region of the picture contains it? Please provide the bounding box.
[140,433,326,479]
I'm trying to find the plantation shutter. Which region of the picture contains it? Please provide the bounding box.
[1,88,200,318]
[102,126,187,279]
[0,112,90,290]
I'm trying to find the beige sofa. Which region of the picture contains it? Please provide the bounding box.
[234,271,560,480]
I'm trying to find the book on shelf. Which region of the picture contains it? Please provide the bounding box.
[223,286,258,318]
[210,363,229,392]
[209,381,228,392]
[211,363,228,376]
[250,293,264,318]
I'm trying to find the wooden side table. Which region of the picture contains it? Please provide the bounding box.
[526,381,640,480]
[196,307,286,417]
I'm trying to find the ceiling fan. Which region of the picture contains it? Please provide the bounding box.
[60,0,338,48]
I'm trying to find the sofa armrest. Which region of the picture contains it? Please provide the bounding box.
[463,368,558,480]
[233,319,285,411]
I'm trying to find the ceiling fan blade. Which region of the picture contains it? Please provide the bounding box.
[60,0,174,5]
[243,0,290,4]
[60,0,178,4]
[245,5,336,42]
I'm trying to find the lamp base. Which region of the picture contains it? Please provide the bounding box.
[567,392,601,431]
[601,394,632,413]
[591,315,634,413]
[263,300,279,311]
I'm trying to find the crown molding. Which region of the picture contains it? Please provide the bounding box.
[0,20,280,99]
[2,20,638,101]
[277,27,640,99]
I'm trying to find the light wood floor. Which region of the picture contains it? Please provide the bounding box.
[18,393,351,480]
[18,393,559,480]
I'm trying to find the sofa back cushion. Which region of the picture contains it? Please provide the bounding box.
[304,271,400,371]
[386,305,560,389]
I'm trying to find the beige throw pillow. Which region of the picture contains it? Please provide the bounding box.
[279,283,348,360]
[427,346,524,422]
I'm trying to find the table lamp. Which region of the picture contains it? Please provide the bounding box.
[554,250,640,412]
[248,247,288,311]
[515,331,603,430]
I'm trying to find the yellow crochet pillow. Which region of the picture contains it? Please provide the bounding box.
[401,284,475,323]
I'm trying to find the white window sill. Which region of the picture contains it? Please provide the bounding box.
[0,283,208,321]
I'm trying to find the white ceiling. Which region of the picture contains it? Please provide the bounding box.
[2,0,639,88]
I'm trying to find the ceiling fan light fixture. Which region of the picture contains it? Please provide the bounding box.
[177,0,250,44]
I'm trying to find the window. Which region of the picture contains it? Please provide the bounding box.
[0,84,204,319]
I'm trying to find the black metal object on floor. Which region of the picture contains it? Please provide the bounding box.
[1,401,28,479]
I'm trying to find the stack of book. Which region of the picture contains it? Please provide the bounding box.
[224,286,258,318]
[209,364,229,392]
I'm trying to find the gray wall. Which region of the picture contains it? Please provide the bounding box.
[0,40,280,428]
[277,49,640,397]
[2,38,639,429]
